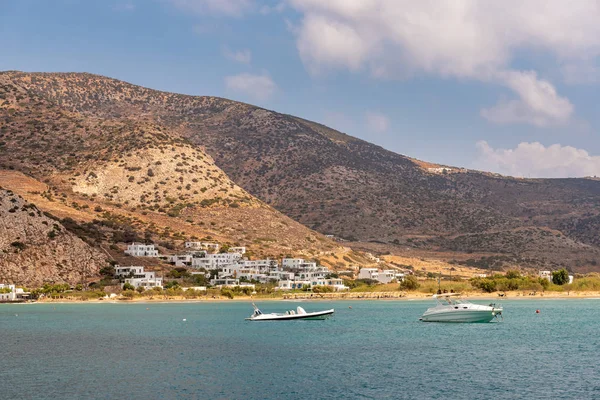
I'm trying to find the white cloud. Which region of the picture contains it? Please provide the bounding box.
[223,47,252,64]
[475,141,600,178]
[170,0,253,17]
[480,71,573,127]
[296,14,371,75]
[288,0,600,126]
[365,111,389,133]
[224,72,277,101]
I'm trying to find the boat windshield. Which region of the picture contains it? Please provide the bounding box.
[440,297,464,305]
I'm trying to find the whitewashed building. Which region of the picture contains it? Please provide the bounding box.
[229,246,246,254]
[216,259,278,282]
[0,284,27,301]
[358,268,380,281]
[192,252,242,269]
[116,266,163,289]
[210,278,240,287]
[282,258,305,269]
[125,243,159,257]
[282,258,319,271]
[539,271,552,280]
[185,242,220,252]
[296,266,330,280]
[358,268,401,284]
[164,254,193,267]
[379,270,399,284]
[277,278,348,291]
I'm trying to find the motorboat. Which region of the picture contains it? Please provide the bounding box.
[245,303,334,321]
[420,293,502,323]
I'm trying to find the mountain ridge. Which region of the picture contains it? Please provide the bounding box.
[2,70,600,273]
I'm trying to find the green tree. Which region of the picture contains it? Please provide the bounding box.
[99,265,115,277]
[477,279,497,293]
[164,280,179,289]
[505,270,521,279]
[552,269,570,285]
[400,275,420,291]
[136,286,145,294]
[122,282,135,291]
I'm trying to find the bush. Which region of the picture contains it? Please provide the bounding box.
[505,270,521,279]
[476,279,497,293]
[99,265,115,277]
[10,241,26,252]
[552,269,570,285]
[164,280,179,289]
[312,285,334,293]
[122,282,135,291]
[167,268,190,279]
[400,275,420,291]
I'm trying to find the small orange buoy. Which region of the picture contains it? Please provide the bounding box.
[536,309,540,314]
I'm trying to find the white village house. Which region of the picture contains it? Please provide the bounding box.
[192,252,243,269]
[277,277,348,291]
[184,242,220,252]
[358,268,404,284]
[159,244,348,290]
[115,265,163,289]
[0,284,29,301]
[124,243,159,257]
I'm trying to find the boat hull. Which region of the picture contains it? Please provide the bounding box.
[246,309,334,321]
[420,309,499,323]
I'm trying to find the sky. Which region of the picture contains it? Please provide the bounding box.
[2,0,600,178]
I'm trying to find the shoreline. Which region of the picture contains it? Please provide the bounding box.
[9,290,600,304]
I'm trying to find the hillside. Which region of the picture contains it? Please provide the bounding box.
[0,188,108,286]
[2,71,600,273]
[0,72,355,283]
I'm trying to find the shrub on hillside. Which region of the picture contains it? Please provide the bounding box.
[400,275,420,291]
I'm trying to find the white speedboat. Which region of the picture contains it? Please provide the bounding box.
[420,293,502,323]
[245,303,334,321]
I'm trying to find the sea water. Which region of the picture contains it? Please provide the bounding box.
[1,300,599,399]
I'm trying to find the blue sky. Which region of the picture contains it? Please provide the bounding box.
[2,0,600,177]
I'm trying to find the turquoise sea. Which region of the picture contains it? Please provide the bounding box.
[1,299,599,399]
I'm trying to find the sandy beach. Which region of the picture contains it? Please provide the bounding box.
[27,289,600,304]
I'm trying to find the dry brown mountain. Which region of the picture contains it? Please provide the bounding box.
[0,71,360,285]
[2,71,600,273]
[0,188,108,286]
